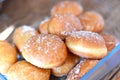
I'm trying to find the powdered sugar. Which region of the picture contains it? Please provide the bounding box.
[54,14,82,37]
[37,34,63,54]
[24,34,63,54]
[67,59,98,80]
[75,67,80,74]
[21,25,35,33]
[67,61,82,80]
[67,31,104,43]
[20,25,37,36]
[36,36,41,44]
[74,59,85,75]
[54,14,64,22]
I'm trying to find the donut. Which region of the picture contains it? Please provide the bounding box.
[48,14,83,39]
[66,59,99,80]
[22,34,67,68]
[39,18,49,34]
[52,53,80,77]
[51,1,83,16]
[7,60,51,80]
[0,40,17,75]
[65,31,107,59]
[13,25,39,52]
[100,33,119,53]
[79,11,104,32]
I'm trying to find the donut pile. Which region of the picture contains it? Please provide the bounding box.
[0,1,119,80]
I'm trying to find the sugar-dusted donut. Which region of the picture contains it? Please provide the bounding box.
[100,33,119,52]
[66,59,99,80]
[51,1,83,16]
[80,11,104,32]
[7,60,50,80]
[48,14,83,39]
[0,40,17,75]
[52,53,80,77]
[22,34,67,68]
[66,31,107,59]
[13,25,39,52]
[39,18,49,34]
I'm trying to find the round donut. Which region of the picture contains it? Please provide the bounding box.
[52,53,80,77]
[65,31,107,59]
[13,25,39,52]
[80,11,104,32]
[48,14,83,39]
[39,18,49,34]
[22,34,67,68]
[0,40,17,75]
[7,60,51,80]
[100,33,119,53]
[51,1,83,16]
[66,59,99,80]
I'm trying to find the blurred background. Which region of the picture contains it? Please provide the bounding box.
[0,0,120,40]
[0,0,120,80]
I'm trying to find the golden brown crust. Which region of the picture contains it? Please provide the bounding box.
[66,59,99,80]
[13,25,39,52]
[48,14,83,39]
[100,33,119,52]
[7,60,51,80]
[51,1,83,16]
[66,31,107,59]
[39,19,49,34]
[52,53,80,77]
[80,11,104,32]
[0,40,17,75]
[22,34,67,68]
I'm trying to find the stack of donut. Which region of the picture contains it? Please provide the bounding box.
[0,1,119,80]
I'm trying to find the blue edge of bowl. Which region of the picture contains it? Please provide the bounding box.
[0,44,120,80]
